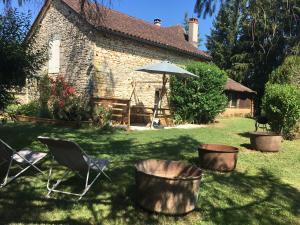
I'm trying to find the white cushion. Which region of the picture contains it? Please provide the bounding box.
[13,149,47,164]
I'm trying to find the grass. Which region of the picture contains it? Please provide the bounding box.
[0,118,299,225]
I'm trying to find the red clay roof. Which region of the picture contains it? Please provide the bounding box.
[61,0,210,60]
[225,78,256,93]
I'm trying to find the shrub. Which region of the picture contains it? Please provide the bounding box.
[92,105,112,129]
[269,56,300,86]
[16,101,40,117]
[0,86,14,110]
[37,74,52,118]
[5,104,20,115]
[50,76,91,122]
[262,84,300,139]
[170,62,228,123]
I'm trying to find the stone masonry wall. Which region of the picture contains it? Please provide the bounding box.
[92,32,201,108]
[30,0,202,110]
[28,0,94,100]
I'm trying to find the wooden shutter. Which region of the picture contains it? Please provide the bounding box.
[48,38,60,74]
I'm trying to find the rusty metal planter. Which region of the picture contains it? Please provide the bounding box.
[135,159,202,215]
[198,144,239,172]
[249,132,282,152]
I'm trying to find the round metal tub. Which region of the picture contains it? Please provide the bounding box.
[135,159,202,215]
[249,132,282,152]
[198,144,239,172]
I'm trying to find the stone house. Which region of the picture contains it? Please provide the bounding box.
[26,0,254,124]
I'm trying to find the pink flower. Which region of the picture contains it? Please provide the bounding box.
[59,100,65,108]
[68,87,75,95]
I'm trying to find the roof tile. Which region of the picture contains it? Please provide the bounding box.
[225,78,256,93]
[61,0,210,59]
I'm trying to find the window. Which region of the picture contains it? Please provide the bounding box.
[154,88,162,108]
[48,37,60,74]
[228,92,239,108]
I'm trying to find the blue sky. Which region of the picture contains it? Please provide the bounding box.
[0,0,218,50]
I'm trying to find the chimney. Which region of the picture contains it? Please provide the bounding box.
[154,18,161,27]
[188,18,199,48]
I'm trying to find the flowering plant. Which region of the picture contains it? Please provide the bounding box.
[50,76,90,121]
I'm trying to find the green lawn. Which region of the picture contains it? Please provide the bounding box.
[0,118,299,225]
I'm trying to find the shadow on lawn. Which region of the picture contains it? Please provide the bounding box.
[198,169,300,225]
[0,123,299,224]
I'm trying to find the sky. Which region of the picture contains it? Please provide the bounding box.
[0,0,218,50]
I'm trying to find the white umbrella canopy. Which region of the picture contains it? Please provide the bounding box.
[135,61,197,128]
[136,61,198,78]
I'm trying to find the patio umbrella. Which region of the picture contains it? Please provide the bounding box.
[136,61,198,78]
[136,61,197,127]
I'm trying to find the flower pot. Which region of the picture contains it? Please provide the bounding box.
[197,144,239,172]
[135,159,202,215]
[249,132,282,152]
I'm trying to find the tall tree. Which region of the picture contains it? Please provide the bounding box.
[183,12,189,34]
[236,0,299,95]
[206,0,246,81]
[207,0,300,103]
[194,0,228,18]
[1,0,112,7]
[0,8,45,109]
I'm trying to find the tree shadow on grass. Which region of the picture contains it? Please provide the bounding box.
[240,143,255,150]
[198,169,300,225]
[0,124,200,224]
[0,122,117,150]
[0,123,299,225]
[238,132,252,138]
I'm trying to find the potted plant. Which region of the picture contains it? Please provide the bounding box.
[250,84,300,152]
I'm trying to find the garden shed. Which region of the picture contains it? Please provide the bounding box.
[222,78,256,117]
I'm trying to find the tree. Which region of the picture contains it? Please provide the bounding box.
[0,8,45,109]
[194,0,229,18]
[206,0,300,112]
[1,0,112,7]
[237,0,299,97]
[206,0,246,82]
[183,12,189,34]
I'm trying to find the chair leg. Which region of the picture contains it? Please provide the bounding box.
[0,159,13,188]
[78,169,103,200]
[101,169,112,182]
[46,167,71,198]
[45,166,109,200]
[0,157,46,188]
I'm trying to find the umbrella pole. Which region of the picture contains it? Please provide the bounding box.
[151,73,166,128]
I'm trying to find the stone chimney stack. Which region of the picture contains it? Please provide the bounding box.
[154,18,161,27]
[188,18,199,48]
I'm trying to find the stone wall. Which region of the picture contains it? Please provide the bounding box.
[29,0,202,110]
[28,0,95,100]
[92,32,200,108]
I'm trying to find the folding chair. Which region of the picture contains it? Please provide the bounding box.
[38,136,111,200]
[0,139,47,188]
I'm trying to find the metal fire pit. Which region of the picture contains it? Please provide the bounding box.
[135,159,202,215]
[198,144,239,172]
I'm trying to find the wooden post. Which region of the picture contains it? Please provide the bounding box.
[127,100,131,131]
[151,73,167,128]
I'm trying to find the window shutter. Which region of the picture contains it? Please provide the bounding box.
[48,38,60,74]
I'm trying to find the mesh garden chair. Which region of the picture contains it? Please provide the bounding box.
[0,139,47,188]
[38,136,111,200]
